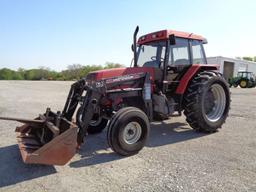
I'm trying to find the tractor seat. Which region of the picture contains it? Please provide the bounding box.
[174,59,189,65]
[143,61,160,68]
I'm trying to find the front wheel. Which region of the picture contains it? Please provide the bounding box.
[183,71,230,132]
[107,107,150,156]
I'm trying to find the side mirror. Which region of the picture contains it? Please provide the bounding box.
[202,38,208,44]
[169,34,176,45]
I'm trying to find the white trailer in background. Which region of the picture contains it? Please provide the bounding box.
[207,56,256,80]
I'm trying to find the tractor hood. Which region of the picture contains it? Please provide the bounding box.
[86,67,155,81]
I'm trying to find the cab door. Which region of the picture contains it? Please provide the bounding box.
[164,37,191,93]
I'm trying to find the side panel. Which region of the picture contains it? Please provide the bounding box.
[175,64,218,94]
[89,67,155,81]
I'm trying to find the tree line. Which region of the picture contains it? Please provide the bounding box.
[236,56,256,62]
[0,62,124,80]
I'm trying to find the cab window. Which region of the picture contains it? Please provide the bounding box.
[137,41,166,68]
[191,40,206,64]
[169,38,190,65]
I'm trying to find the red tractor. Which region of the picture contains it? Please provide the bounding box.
[0,26,230,165]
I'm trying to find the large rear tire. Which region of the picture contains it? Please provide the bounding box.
[239,79,248,88]
[183,71,230,132]
[107,107,150,156]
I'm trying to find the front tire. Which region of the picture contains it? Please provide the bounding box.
[107,107,150,156]
[183,71,230,132]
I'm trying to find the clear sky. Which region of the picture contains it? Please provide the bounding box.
[0,0,255,71]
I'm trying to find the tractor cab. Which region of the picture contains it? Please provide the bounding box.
[237,71,255,80]
[135,29,208,92]
[136,30,207,68]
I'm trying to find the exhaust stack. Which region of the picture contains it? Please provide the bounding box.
[133,26,139,67]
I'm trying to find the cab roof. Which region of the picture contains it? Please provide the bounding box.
[137,29,205,45]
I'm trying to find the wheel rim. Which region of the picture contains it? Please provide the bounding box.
[240,80,247,87]
[204,84,226,122]
[123,122,142,145]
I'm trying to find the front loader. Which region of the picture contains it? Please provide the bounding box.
[0,26,230,165]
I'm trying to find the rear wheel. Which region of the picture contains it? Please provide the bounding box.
[183,71,230,132]
[76,107,108,134]
[240,80,248,88]
[107,107,150,156]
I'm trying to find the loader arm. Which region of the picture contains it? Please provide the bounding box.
[62,78,87,121]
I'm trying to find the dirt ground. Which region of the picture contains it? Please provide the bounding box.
[0,81,255,192]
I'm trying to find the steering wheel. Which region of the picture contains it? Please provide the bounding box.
[151,56,164,62]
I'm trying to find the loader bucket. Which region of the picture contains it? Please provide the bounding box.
[3,109,78,165]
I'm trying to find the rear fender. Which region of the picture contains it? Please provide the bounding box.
[175,64,219,94]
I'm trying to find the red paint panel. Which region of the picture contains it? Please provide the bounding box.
[167,30,204,41]
[88,67,156,93]
[175,64,218,94]
[138,30,168,45]
[90,67,155,81]
[138,29,205,45]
